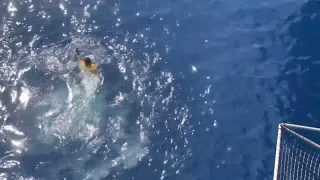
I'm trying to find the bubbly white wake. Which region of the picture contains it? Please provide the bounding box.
[0,0,185,179]
[0,36,172,179]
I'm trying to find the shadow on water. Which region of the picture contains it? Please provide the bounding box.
[279,1,320,138]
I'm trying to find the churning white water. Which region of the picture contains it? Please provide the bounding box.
[0,35,172,179]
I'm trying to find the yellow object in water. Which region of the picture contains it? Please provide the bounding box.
[79,60,98,75]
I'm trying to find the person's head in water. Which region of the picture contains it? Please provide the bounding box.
[84,57,92,67]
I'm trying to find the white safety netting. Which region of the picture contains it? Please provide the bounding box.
[273,123,320,180]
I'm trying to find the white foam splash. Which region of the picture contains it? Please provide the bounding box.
[11,139,28,154]
[19,86,31,109]
[191,65,197,72]
[1,125,25,136]
[7,2,17,16]
[0,33,171,179]
[0,160,20,169]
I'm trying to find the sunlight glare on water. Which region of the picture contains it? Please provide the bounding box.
[0,0,308,179]
[0,0,180,178]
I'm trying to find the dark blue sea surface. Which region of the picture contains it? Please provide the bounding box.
[0,0,317,180]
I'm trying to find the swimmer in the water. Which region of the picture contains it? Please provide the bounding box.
[74,48,99,76]
[69,48,104,91]
[79,57,98,75]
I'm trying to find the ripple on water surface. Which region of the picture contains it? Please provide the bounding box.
[0,0,309,180]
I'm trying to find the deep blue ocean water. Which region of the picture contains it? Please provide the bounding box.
[0,0,318,180]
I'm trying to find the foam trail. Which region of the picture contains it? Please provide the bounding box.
[0,37,156,179]
[66,81,73,109]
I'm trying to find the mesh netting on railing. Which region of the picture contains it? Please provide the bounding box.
[273,123,320,180]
